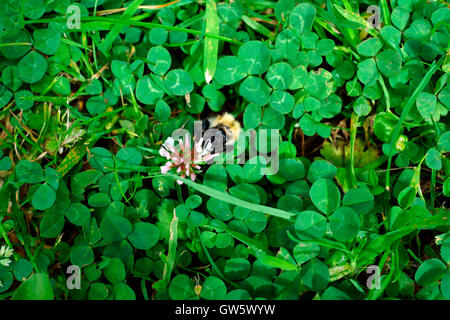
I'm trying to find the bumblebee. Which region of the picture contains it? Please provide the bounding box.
[201,112,241,154]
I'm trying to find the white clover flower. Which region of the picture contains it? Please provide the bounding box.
[0,245,13,267]
[159,134,219,184]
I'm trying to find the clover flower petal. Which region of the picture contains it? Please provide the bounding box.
[159,134,220,184]
[0,245,13,268]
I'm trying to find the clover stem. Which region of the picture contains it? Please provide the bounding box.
[0,219,14,252]
[176,183,183,203]
[378,75,390,112]
[430,169,436,211]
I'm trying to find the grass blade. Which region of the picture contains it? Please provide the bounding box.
[165,173,295,220]
[380,0,391,26]
[241,15,274,40]
[202,223,269,253]
[286,231,351,253]
[25,16,243,46]
[98,0,144,56]
[96,0,181,16]
[195,226,238,287]
[162,209,179,284]
[203,224,298,271]
[255,252,298,271]
[385,56,444,190]
[349,112,359,188]
[356,210,450,266]
[333,4,378,38]
[204,0,219,83]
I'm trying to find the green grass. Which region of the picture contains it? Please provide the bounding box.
[0,0,449,301]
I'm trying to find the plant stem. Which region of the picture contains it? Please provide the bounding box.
[0,218,14,249]
[378,75,391,112]
[385,57,444,192]
[430,169,436,211]
[176,183,183,203]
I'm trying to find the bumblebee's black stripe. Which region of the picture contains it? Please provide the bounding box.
[201,120,229,153]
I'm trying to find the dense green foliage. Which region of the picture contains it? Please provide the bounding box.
[0,0,449,300]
